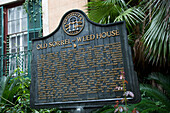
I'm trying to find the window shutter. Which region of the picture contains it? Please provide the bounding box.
[27,1,42,77]
[0,6,3,56]
[0,6,3,96]
[28,0,42,41]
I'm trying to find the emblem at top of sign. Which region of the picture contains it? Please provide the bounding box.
[63,12,84,36]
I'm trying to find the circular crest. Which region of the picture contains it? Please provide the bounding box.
[63,12,84,36]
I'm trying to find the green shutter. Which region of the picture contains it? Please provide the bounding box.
[0,7,3,55]
[27,0,42,41]
[27,0,42,77]
[0,6,3,96]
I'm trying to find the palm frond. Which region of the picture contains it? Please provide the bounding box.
[142,0,169,66]
[91,105,114,113]
[100,109,114,113]
[86,0,144,34]
[0,72,14,98]
[140,84,170,110]
[129,98,168,113]
[141,107,168,113]
[114,7,144,31]
[86,1,121,24]
[148,72,170,97]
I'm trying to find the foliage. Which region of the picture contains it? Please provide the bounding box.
[86,0,144,33]
[23,0,43,37]
[141,0,170,66]
[91,72,170,113]
[91,72,137,113]
[86,0,169,73]
[0,68,32,112]
[23,0,42,21]
[91,105,115,113]
[128,98,167,113]
[0,68,67,113]
[128,72,170,113]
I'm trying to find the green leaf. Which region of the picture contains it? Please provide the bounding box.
[140,84,170,111]
[142,0,169,66]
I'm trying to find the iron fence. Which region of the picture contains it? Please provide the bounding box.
[0,50,31,77]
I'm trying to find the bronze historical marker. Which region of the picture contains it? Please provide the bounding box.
[30,10,140,110]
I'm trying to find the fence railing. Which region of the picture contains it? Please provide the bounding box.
[0,50,31,96]
[0,50,31,77]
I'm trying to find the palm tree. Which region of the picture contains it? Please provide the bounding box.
[86,0,169,74]
[86,0,146,78]
[86,0,144,34]
[142,0,170,67]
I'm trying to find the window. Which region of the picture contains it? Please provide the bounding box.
[0,1,42,77]
[8,5,28,74]
[8,5,28,53]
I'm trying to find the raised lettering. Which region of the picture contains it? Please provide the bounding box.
[91,34,95,40]
[49,42,53,48]
[43,43,48,49]
[65,39,71,45]
[111,30,116,36]
[57,41,60,46]
[77,37,82,42]
[61,40,65,45]
[83,36,86,42]
[86,35,90,41]
[116,30,120,36]
[102,32,107,38]
[53,41,58,47]
[36,44,42,50]
[96,33,102,39]
[106,31,112,37]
